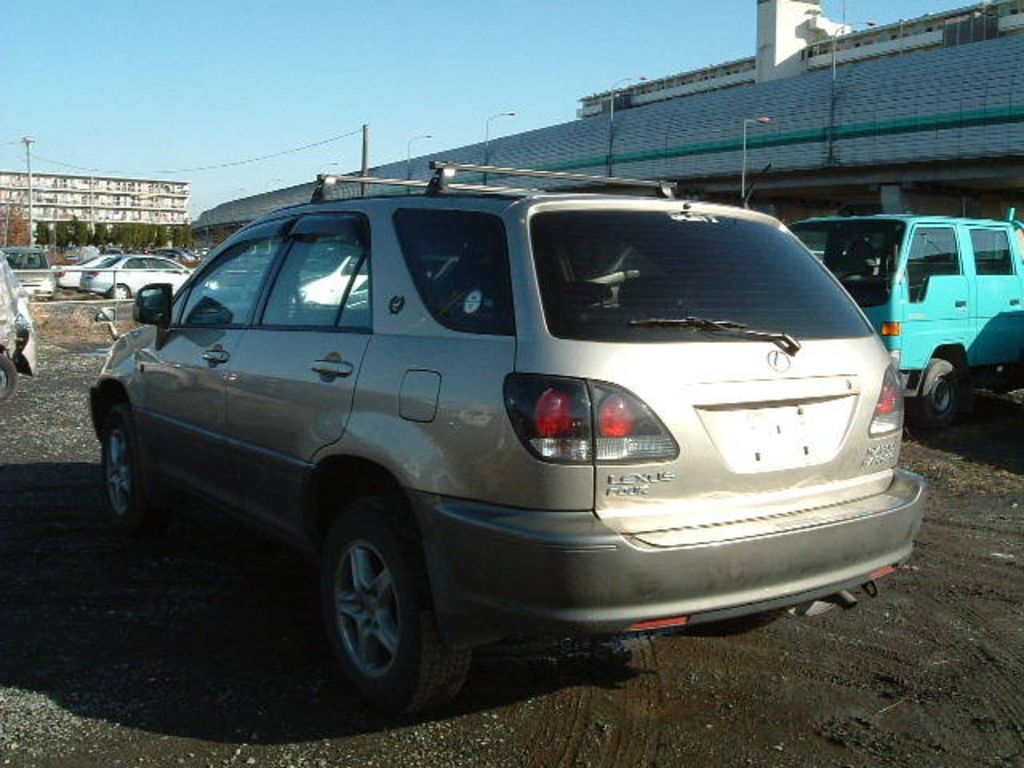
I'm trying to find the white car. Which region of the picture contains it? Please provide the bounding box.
[56,255,121,290]
[81,255,191,299]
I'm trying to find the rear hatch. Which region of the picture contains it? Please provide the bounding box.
[514,202,902,542]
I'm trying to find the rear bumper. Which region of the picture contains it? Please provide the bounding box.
[413,469,926,648]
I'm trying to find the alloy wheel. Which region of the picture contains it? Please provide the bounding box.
[105,428,132,517]
[334,540,401,677]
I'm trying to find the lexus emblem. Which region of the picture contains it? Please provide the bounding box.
[767,349,791,372]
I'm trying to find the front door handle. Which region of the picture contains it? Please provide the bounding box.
[1011,298,1021,306]
[312,358,354,379]
[202,346,230,365]
[954,300,967,308]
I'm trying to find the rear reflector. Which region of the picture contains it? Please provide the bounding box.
[629,615,690,632]
[881,322,901,337]
[870,565,897,580]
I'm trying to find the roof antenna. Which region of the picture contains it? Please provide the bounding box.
[743,162,772,209]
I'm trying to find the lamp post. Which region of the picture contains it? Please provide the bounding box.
[483,112,516,184]
[405,134,433,180]
[741,116,772,206]
[22,136,34,246]
[606,77,646,176]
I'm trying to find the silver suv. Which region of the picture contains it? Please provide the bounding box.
[90,163,926,712]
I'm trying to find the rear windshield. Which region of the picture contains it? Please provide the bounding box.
[529,210,871,342]
[790,219,905,308]
[4,251,46,269]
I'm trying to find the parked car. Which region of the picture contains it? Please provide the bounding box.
[0,257,36,400]
[154,248,200,265]
[0,246,55,300]
[80,254,191,299]
[91,164,926,713]
[790,215,1024,428]
[56,255,122,291]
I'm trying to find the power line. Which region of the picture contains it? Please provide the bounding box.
[19,126,364,177]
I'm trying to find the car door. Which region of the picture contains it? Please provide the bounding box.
[134,219,292,507]
[900,225,969,370]
[222,212,373,532]
[967,226,1024,365]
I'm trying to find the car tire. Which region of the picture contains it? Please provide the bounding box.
[111,284,132,300]
[908,358,962,429]
[320,496,471,713]
[100,404,169,536]
[0,354,18,401]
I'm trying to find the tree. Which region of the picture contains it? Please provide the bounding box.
[72,216,91,247]
[34,221,51,246]
[55,221,73,248]
[1,203,29,246]
[92,223,108,246]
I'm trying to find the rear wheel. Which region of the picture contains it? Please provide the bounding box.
[100,404,169,535]
[321,496,471,713]
[908,358,962,429]
[0,354,17,402]
[111,283,131,300]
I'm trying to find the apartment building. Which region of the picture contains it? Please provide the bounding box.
[0,171,190,230]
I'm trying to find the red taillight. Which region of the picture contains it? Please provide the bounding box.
[504,375,678,464]
[629,615,690,632]
[86,271,99,278]
[869,366,903,437]
[535,388,577,437]
[56,270,66,278]
[598,394,636,437]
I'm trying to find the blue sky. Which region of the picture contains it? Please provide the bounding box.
[1,0,972,216]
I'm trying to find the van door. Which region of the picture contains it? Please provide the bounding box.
[967,226,1024,365]
[901,225,969,370]
[222,213,372,533]
[136,221,291,507]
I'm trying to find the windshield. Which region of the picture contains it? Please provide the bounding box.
[4,251,46,270]
[790,219,905,308]
[528,210,871,343]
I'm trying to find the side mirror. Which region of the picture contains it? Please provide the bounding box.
[134,283,173,327]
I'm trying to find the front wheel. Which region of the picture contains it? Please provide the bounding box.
[110,283,131,300]
[908,358,963,429]
[0,354,17,402]
[100,404,169,535]
[320,497,471,713]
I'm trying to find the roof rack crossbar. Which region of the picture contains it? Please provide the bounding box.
[311,173,535,202]
[429,161,676,199]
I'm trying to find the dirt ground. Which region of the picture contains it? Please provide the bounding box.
[1,339,1022,768]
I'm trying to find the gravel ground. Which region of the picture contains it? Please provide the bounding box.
[1,339,1022,768]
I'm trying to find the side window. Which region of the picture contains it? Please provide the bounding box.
[262,214,371,329]
[181,234,284,326]
[393,208,514,335]
[906,227,960,303]
[970,229,1013,276]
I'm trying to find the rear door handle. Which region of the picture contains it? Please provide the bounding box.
[954,300,967,308]
[202,347,230,365]
[311,358,354,379]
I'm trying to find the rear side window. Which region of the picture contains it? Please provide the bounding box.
[529,210,870,342]
[970,229,1013,276]
[906,227,960,302]
[394,209,514,336]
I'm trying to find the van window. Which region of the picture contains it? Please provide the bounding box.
[789,219,904,308]
[394,209,514,336]
[530,210,871,343]
[906,227,960,302]
[970,229,1013,276]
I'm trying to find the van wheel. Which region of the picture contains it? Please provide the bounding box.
[100,404,169,535]
[908,358,961,429]
[0,354,17,401]
[321,497,471,713]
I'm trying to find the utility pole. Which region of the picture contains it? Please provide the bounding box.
[360,124,370,197]
[23,136,35,246]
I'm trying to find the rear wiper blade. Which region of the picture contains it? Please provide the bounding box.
[629,316,802,355]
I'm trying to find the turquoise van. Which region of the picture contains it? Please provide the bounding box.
[790,216,1024,428]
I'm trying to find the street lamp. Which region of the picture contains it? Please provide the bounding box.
[405,134,433,180]
[606,77,646,176]
[741,116,772,206]
[831,20,877,80]
[22,136,34,246]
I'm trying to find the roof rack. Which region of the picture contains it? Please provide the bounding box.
[310,173,535,202]
[428,161,677,199]
[310,162,677,203]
